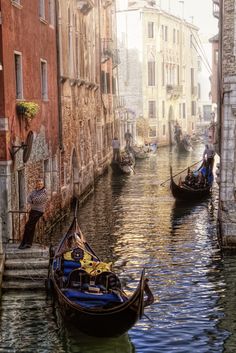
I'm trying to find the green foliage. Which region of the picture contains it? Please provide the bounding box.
[16,101,40,120]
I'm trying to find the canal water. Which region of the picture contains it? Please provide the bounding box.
[1,144,236,353]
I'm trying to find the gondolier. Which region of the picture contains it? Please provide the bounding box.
[18,178,48,249]
[124,130,132,148]
[111,136,120,161]
[202,144,215,175]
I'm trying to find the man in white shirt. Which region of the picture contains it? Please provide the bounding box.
[112,137,120,161]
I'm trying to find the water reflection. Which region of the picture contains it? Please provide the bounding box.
[1,145,236,353]
[56,312,135,353]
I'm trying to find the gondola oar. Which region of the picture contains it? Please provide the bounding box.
[160,159,203,186]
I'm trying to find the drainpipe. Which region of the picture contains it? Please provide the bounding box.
[218,0,223,156]
[55,0,63,151]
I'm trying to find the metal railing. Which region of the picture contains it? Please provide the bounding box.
[8,210,46,244]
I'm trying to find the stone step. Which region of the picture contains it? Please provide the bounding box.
[5,258,49,270]
[2,280,47,290]
[3,268,48,280]
[1,290,47,301]
[5,243,49,260]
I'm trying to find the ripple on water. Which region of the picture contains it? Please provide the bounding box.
[1,145,236,353]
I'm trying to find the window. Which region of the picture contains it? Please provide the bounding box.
[148,22,154,38]
[14,53,23,99]
[198,83,201,99]
[214,50,218,64]
[18,169,26,211]
[177,30,179,44]
[39,0,45,19]
[101,71,111,94]
[162,124,166,136]
[183,103,186,118]
[149,126,157,137]
[106,72,111,94]
[148,101,156,119]
[165,26,168,41]
[44,159,51,192]
[162,62,165,86]
[49,0,55,26]
[191,68,194,94]
[179,103,181,118]
[148,61,155,86]
[161,25,164,40]
[173,29,176,43]
[52,156,58,192]
[191,101,196,116]
[162,101,165,118]
[40,60,48,100]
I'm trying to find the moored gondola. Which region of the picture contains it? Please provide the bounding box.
[170,166,212,202]
[49,216,154,337]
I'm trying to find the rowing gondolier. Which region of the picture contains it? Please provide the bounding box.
[19,178,48,249]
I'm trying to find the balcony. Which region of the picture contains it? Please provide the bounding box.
[101,39,120,67]
[76,0,94,15]
[213,0,219,19]
[166,84,183,98]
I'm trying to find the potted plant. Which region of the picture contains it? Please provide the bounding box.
[16,101,40,121]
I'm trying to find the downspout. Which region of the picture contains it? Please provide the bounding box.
[55,0,63,150]
[218,0,223,156]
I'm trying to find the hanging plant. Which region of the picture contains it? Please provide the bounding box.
[16,101,40,121]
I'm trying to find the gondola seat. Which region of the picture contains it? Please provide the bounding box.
[61,288,124,308]
[66,269,91,289]
[95,271,122,290]
[63,260,81,276]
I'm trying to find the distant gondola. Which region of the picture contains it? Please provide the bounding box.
[170,166,212,201]
[176,138,193,153]
[49,216,154,337]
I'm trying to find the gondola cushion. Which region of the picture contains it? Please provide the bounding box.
[63,260,81,276]
[62,289,123,307]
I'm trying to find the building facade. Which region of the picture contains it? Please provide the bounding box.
[116,0,199,146]
[213,0,236,248]
[0,0,118,247]
[0,0,59,243]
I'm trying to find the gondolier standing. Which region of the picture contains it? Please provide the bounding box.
[111,136,120,161]
[19,178,48,249]
[124,130,132,148]
[202,144,215,176]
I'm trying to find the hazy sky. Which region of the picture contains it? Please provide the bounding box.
[161,0,218,37]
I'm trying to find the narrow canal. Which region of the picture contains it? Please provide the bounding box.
[1,144,236,353]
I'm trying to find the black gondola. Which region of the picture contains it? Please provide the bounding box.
[49,216,154,337]
[176,138,193,153]
[110,150,135,175]
[110,159,135,174]
[170,166,212,201]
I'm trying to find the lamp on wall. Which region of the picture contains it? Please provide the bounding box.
[0,62,2,71]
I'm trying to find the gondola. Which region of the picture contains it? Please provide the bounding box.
[110,150,135,175]
[170,166,212,201]
[110,159,135,174]
[176,138,193,153]
[49,216,154,337]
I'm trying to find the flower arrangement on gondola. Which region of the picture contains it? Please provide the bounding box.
[16,101,40,122]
